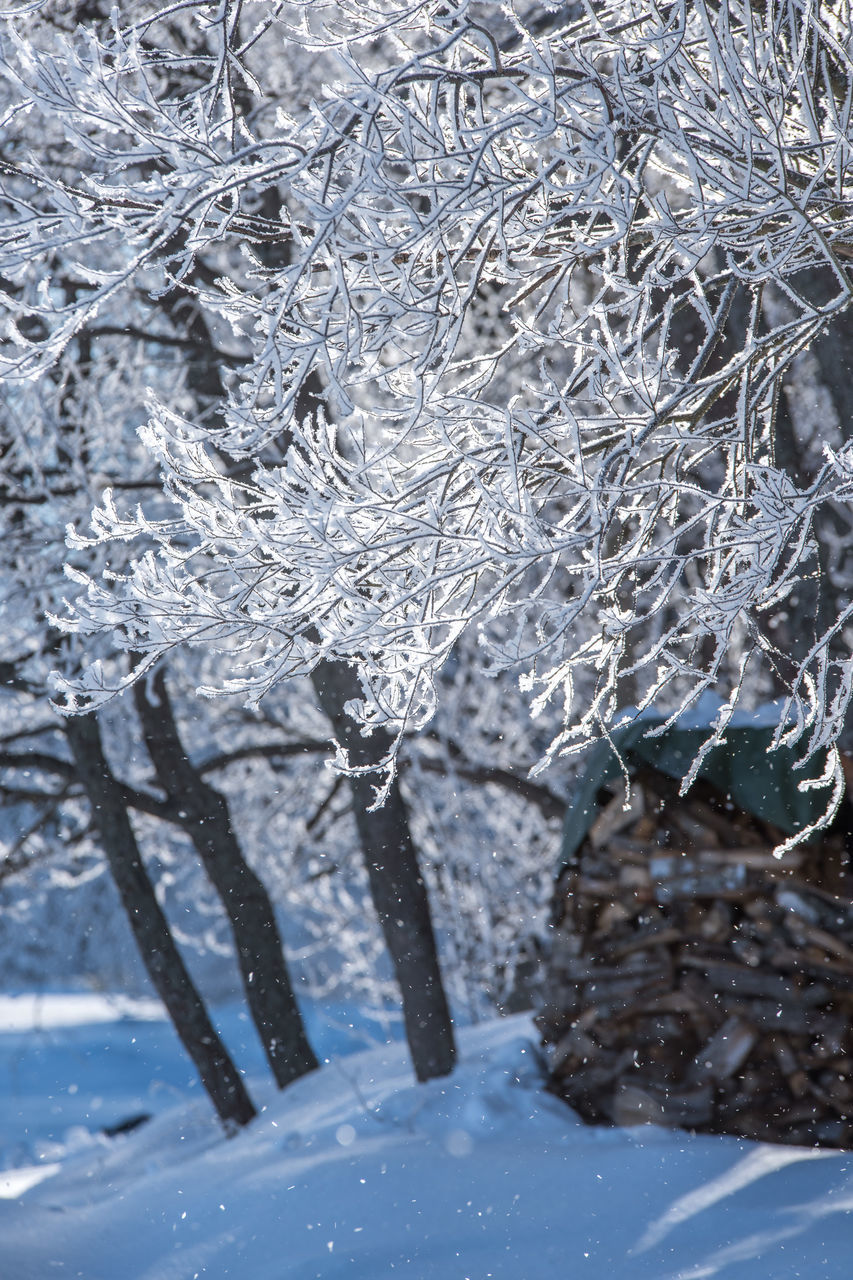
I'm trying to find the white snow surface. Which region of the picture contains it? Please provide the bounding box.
[1,997,852,1279]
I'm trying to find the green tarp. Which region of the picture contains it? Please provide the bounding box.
[560,698,832,870]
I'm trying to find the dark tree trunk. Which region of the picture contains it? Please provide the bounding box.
[64,711,256,1131]
[133,668,319,1089]
[801,267,853,446]
[311,660,455,1082]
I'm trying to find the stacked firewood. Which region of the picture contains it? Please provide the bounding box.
[538,766,853,1147]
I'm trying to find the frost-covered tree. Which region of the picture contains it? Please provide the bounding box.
[2,1,849,833]
[0,272,319,1122]
[0,0,461,1086]
[0,4,322,1113]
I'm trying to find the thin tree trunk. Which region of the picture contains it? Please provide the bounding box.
[133,668,319,1089]
[65,711,256,1131]
[311,660,455,1082]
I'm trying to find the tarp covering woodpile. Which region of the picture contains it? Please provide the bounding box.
[539,698,853,1148]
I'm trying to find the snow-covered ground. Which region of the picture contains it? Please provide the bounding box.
[1,995,851,1279]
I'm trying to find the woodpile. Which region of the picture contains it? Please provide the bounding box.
[538,765,853,1147]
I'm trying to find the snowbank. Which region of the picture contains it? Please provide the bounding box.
[1,1003,851,1278]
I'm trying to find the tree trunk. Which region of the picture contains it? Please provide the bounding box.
[65,711,256,1131]
[133,668,319,1089]
[311,660,455,1082]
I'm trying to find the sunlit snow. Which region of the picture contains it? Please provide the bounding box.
[1,997,851,1278]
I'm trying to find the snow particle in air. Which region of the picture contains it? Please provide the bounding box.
[335,1123,356,1146]
[446,1129,473,1157]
